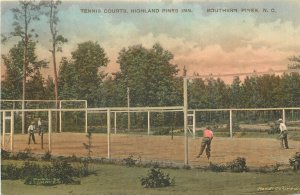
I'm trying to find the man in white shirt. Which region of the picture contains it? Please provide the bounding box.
[278,119,289,149]
[28,121,36,145]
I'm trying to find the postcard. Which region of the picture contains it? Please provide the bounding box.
[1,0,300,194]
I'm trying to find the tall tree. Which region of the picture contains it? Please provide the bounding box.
[40,0,67,131]
[288,56,300,69]
[9,0,40,101]
[230,76,242,108]
[1,41,48,99]
[40,0,67,104]
[3,0,41,133]
[116,43,179,107]
[58,42,109,107]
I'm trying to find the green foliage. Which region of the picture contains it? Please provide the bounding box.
[288,56,300,69]
[1,159,95,185]
[1,164,21,180]
[116,43,179,107]
[41,151,52,161]
[227,157,248,172]
[16,149,32,160]
[209,162,227,172]
[140,167,175,188]
[22,161,43,179]
[1,149,10,160]
[289,152,300,171]
[258,164,281,173]
[50,160,78,184]
[58,41,109,107]
[122,155,138,167]
[153,128,170,135]
[1,41,48,99]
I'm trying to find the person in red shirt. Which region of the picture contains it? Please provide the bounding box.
[196,126,214,159]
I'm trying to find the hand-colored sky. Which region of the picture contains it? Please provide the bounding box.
[1,0,300,78]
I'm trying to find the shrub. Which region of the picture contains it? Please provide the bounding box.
[289,152,300,171]
[2,160,86,185]
[16,149,32,160]
[1,164,21,180]
[51,160,77,184]
[22,161,43,179]
[123,155,137,167]
[140,167,175,188]
[227,157,248,172]
[41,151,52,161]
[1,149,10,160]
[209,162,227,172]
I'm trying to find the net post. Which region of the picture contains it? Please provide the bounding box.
[107,108,111,159]
[114,112,117,134]
[183,77,188,165]
[282,109,286,123]
[2,111,5,147]
[10,111,14,151]
[193,110,196,137]
[148,111,150,136]
[127,87,130,131]
[48,110,52,152]
[22,100,25,134]
[230,109,233,138]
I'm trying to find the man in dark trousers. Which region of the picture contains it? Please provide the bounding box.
[196,127,214,159]
[37,118,44,149]
[278,119,289,149]
[28,121,36,144]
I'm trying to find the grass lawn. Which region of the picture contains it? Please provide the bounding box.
[2,161,300,195]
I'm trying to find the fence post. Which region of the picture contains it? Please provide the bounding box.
[183,77,188,165]
[2,111,5,147]
[230,109,233,138]
[148,111,150,135]
[22,100,25,134]
[48,110,52,152]
[193,110,196,137]
[107,109,111,159]
[10,111,14,151]
[282,109,286,124]
[114,112,117,134]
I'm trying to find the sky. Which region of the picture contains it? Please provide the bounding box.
[1,0,300,78]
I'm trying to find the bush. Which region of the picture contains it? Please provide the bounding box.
[1,164,21,180]
[2,160,86,185]
[1,149,10,160]
[51,160,78,184]
[123,155,137,167]
[16,149,32,160]
[227,157,248,172]
[209,162,227,172]
[140,167,175,188]
[22,161,43,179]
[41,151,52,161]
[289,152,300,171]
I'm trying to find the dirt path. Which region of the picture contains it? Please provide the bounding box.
[3,133,299,167]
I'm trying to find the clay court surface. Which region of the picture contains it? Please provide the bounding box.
[3,133,300,167]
